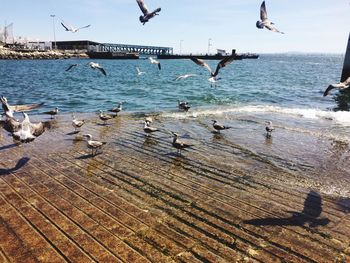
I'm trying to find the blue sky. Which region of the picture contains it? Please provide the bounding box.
[1,0,349,54]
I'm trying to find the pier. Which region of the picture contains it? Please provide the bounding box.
[0,113,349,262]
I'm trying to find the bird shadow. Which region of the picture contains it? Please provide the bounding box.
[244,190,330,228]
[335,198,350,213]
[97,123,111,126]
[0,143,18,152]
[76,153,102,159]
[66,131,80,135]
[0,157,30,176]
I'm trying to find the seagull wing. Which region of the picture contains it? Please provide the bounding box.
[344,76,350,85]
[98,67,107,76]
[65,64,77,71]
[0,117,21,133]
[0,96,11,114]
[136,67,141,74]
[260,1,268,22]
[190,58,212,74]
[76,25,91,31]
[136,0,150,15]
[30,121,51,137]
[9,102,44,112]
[265,23,284,34]
[61,21,73,31]
[158,62,161,70]
[212,56,235,77]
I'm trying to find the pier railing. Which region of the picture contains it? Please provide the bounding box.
[98,43,173,55]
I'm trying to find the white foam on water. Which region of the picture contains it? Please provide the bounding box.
[162,105,350,126]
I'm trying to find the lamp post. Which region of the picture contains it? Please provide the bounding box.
[208,38,212,55]
[180,40,183,55]
[50,14,56,50]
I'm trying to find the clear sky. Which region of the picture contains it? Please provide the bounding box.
[0,0,349,54]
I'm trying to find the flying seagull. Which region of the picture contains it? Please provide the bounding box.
[212,120,232,133]
[323,76,350,96]
[61,21,91,33]
[178,100,190,112]
[83,134,107,156]
[265,121,274,138]
[175,74,197,81]
[65,64,78,72]
[43,107,59,119]
[190,57,235,81]
[89,62,107,76]
[136,0,161,25]
[143,121,159,135]
[256,1,284,34]
[171,132,193,155]
[149,57,161,70]
[12,112,51,143]
[136,67,145,75]
[1,96,44,118]
[72,115,85,131]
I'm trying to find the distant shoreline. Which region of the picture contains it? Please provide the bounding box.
[0,47,88,60]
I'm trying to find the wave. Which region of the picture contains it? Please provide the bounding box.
[161,105,350,125]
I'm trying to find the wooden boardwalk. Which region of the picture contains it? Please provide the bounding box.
[0,113,349,262]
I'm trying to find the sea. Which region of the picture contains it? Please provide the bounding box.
[0,54,350,196]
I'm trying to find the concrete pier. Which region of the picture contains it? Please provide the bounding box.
[341,33,350,82]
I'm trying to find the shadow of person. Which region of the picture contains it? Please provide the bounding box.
[244,190,330,227]
[0,157,30,176]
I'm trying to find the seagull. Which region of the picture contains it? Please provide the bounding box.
[143,121,159,135]
[212,120,232,133]
[72,115,85,131]
[178,100,190,112]
[1,96,44,118]
[136,0,161,25]
[65,64,78,72]
[171,132,193,155]
[145,116,153,123]
[149,57,161,70]
[83,134,107,156]
[136,67,145,75]
[108,102,122,115]
[256,1,284,34]
[43,107,59,119]
[99,110,114,125]
[190,57,235,81]
[323,76,350,96]
[265,121,274,138]
[88,62,107,76]
[175,74,197,81]
[61,21,91,33]
[12,112,51,143]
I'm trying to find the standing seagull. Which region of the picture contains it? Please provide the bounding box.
[89,62,107,76]
[65,64,78,72]
[212,120,232,133]
[12,112,51,143]
[265,121,274,138]
[171,132,193,155]
[136,67,145,75]
[108,102,123,115]
[72,115,85,131]
[61,21,91,33]
[256,1,284,34]
[1,96,44,118]
[143,121,159,136]
[190,57,235,81]
[149,57,161,70]
[323,76,350,96]
[43,107,59,119]
[178,100,191,112]
[83,134,107,156]
[136,0,161,25]
[99,110,114,125]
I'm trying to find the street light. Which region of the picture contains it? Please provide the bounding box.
[180,40,183,55]
[208,38,212,55]
[50,14,57,50]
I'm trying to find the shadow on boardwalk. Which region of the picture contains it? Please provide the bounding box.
[0,157,30,176]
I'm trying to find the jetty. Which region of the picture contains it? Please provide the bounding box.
[0,112,349,262]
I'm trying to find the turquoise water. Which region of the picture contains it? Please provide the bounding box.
[0,54,344,112]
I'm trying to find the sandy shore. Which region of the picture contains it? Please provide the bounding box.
[0,112,349,262]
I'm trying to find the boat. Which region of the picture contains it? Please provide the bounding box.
[86,51,139,59]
